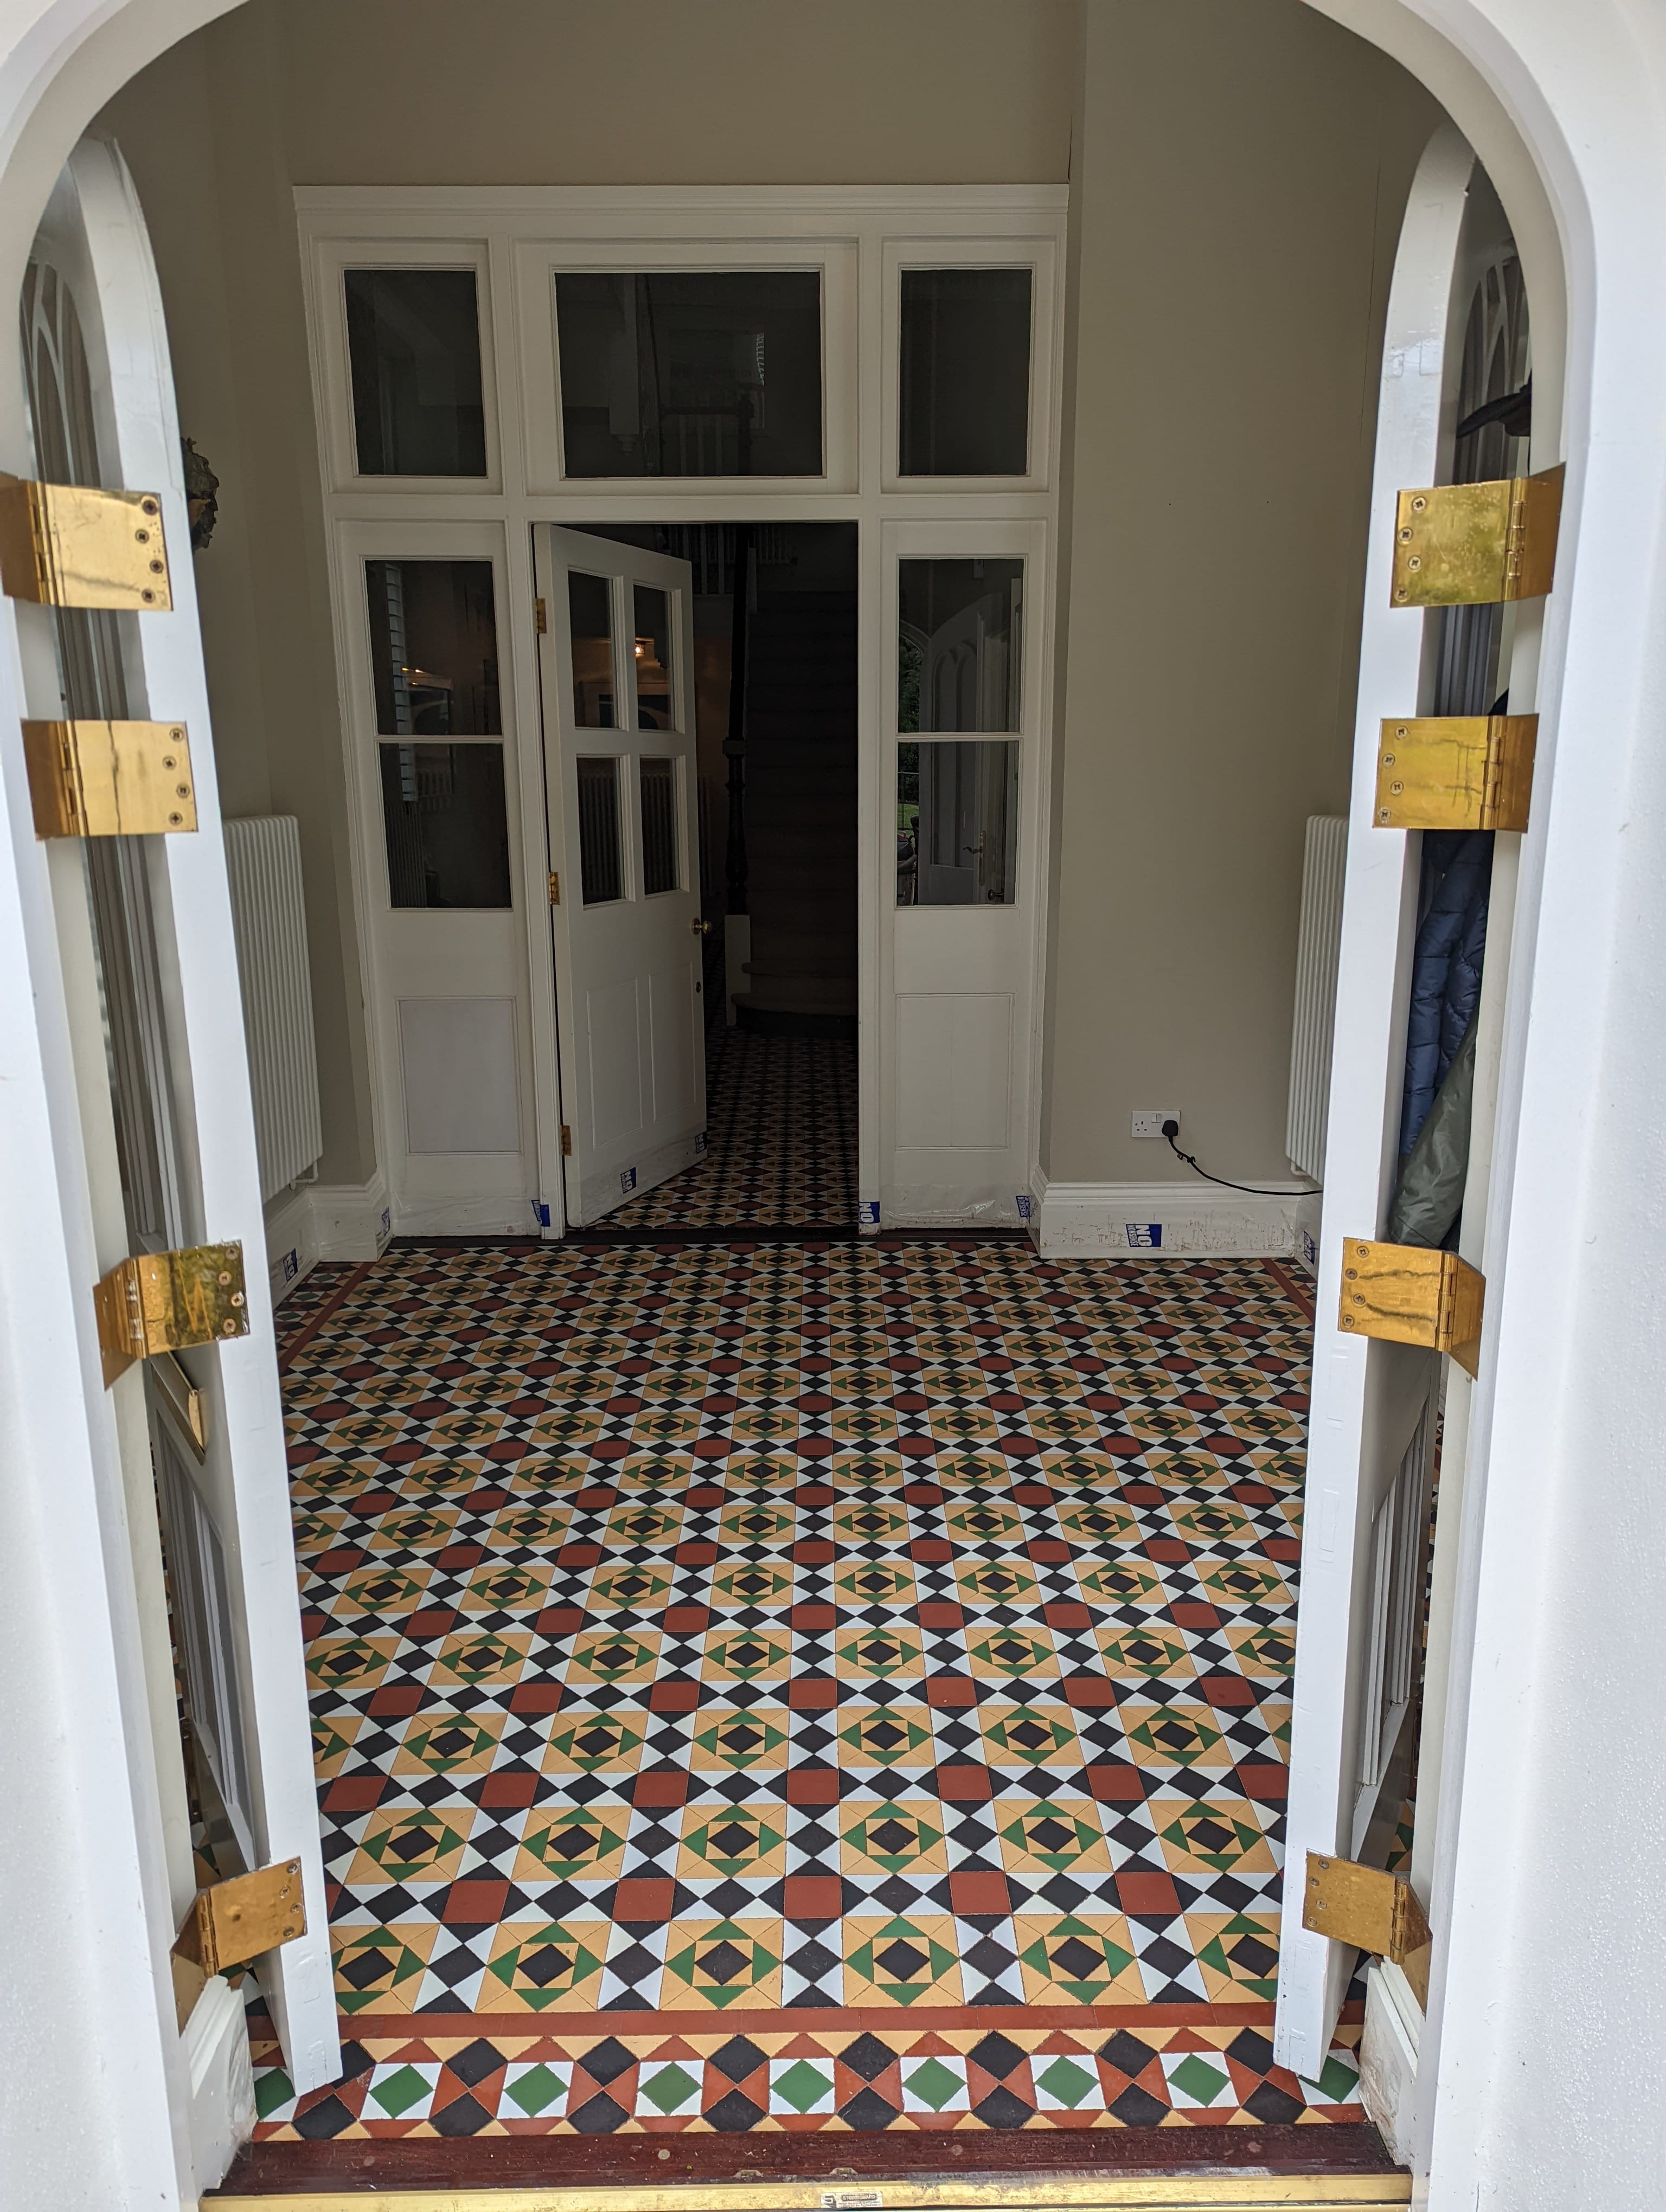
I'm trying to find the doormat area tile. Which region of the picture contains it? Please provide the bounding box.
[259,1241,1355,2140]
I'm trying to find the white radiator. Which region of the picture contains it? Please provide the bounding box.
[224,815,323,1200]
[1286,815,1348,1181]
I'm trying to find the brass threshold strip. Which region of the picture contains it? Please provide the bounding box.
[212,2174,1412,2211]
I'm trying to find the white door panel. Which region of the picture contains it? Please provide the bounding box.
[339,522,540,1235]
[896,992,1013,1151]
[399,996,522,1153]
[881,522,1044,1227]
[1276,126,1479,2076]
[536,528,704,1226]
[27,139,339,2136]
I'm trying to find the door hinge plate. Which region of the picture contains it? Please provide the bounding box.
[172,1857,306,2022]
[94,1239,249,1386]
[548,870,560,905]
[534,595,548,634]
[23,718,196,838]
[1391,464,1562,608]
[1303,1851,1432,2005]
[0,475,172,610]
[560,1124,573,1156]
[1337,1238,1484,1376]
[1375,713,1537,833]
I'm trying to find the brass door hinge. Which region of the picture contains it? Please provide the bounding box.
[1304,1852,1432,2008]
[1337,1238,1484,1377]
[548,870,560,906]
[534,595,548,634]
[1391,464,1562,607]
[171,1858,306,2028]
[1375,713,1537,833]
[94,1240,249,1386]
[23,718,196,838]
[0,475,172,610]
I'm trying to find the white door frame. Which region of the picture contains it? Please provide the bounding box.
[296,188,1068,1236]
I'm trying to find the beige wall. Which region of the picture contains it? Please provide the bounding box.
[1044,1,1438,1185]
[99,0,1438,1198]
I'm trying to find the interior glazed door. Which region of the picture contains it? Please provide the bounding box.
[1277,127,1497,2076]
[24,138,337,2120]
[534,526,704,1224]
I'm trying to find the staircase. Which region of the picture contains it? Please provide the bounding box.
[732,589,857,1032]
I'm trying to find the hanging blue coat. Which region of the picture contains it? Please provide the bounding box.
[1397,829,1492,1157]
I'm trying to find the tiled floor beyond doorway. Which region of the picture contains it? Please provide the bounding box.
[604,1023,858,1230]
[253,1238,1365,2149]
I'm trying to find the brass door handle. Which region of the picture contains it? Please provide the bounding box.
[690,917,712,936]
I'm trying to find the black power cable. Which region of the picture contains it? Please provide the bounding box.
[1162,1117,1322,1199]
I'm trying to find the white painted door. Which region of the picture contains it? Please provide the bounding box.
[338,518,540,1236]
[882,521,1045,1227]
[534,527,704,1225]
[24,138,338,2120]
[1276,127,1486,2076]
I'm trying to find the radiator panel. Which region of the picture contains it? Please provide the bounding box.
[224,815,323,1200]
[1286,815,1348,1183]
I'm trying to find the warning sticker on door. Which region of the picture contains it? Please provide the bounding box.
[620,1167,638,1194]
[1125,1221,1162,1248]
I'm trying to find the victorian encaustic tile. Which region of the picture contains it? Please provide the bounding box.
[252,1238,1357,2145]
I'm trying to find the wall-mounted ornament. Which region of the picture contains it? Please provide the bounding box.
[182,436,219,552]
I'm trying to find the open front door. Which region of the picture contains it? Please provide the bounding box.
[534,527,704,1225]
[23,138,337,2144]
[1278,127,1537,2075]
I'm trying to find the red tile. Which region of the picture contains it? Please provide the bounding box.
[787,1679,839,1711]
[1086,1762,1148,1803]
[936,1763,992,1803]
[1061,1674,1119,1709]
[949,1868,1012,1915]
[786,1766,839,1804]
[1043,1601,1092,1631]
[367,1684,425,1718]
[407,1607,460,1638]
[648,1680,700,1713]
[479,1772,539,1809]
[508,1681,564,1713]
[924,1674,977,1708]
[323,1774,386,1812]
[789,1603,837,1632]
[631,1769,690,1805]
[441,1880,508,1924]
[782,1875,843,1921]
[1196,1671,1256,1707]
[1117,1870,1182,1915]
[612,1876,676,1922]
[918,1601,964,1630]
[1238,1761,1289,1800]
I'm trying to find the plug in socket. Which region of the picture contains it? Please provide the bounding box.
[1132,1109,1181,1139]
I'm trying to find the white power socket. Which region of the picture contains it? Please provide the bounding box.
[1132,1109,1181,1139]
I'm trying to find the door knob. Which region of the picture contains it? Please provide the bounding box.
[690,917,712,936]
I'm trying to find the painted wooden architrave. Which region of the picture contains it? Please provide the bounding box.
[294,188,1068,1237]
[36,139,339,2099]
[1274,126,1479,2078]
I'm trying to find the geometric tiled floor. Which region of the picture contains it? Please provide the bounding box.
[605,1024,857,1229]
[254,1239,1361,2140]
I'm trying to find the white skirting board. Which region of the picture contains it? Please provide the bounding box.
[1027,1175,1319,1259]
[264,1175,392,1302]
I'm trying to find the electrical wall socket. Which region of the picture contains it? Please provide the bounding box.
[1132,1109,1180,1139]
